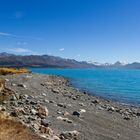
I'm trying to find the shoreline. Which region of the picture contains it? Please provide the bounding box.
[61,74,140,108]
[1,72,140,140]
[31,69,140,108]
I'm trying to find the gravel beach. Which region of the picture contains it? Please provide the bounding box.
[1,72,140,140]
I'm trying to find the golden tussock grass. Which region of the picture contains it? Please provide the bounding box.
[0,68,31,75]
[0,112,45,140]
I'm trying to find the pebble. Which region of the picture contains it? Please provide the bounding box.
[40,126,53,135]
[79,109,86,113]
[30,100,37,105]
[60,130,79,140]
[72,97,77,100]
[44,99,49,103]
[41,119,51,127]
[42,93,46,96]
[107,106,115,112]
[57,111,63,115]
[57,116,73,123]
[49,100,55,103]
[79,102,85,106]
[136,112,140,116]
[92,99,99,104]
[123,116,131,120]
[57,103,66,108]
[72,111,81,117]
[10,95,17,101]
[52,89,59,93]
[11,83,16,86]
[33,123,40,130]
[0,105,6,111]
[17,84,27,88]
[5,78,9,82]
[63,111,70,116]
[31,109,37,115]
[53,136,61,140]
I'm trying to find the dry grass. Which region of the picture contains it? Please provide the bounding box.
[0,78,14,103]
[0,112,45,140]
[0,68,31,75]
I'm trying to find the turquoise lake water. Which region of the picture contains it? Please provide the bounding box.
[30,68,140,106]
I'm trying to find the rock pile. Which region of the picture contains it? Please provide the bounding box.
[0,78,80,140]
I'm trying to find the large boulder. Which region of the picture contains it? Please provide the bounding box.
[37,105,49,118]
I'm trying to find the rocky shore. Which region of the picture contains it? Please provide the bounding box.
[0,73,140,140]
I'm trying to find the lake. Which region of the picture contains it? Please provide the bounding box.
[30,68,140,106]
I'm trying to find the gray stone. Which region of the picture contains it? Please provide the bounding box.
[10,95,17,101]
[31,109,37,115]
[57,116,73,123]
[57,103,66,108]
[44,99,49,103]
[11,83,16,86]
[41,119,51,127]
[17,84,27,88]
[107,106,115,112]
[72,97,77,100]
[0,105,6,111]
[60,130,79,140]
[123,116,131,120]
[79,103,85,106]
[136,112,140,116]
[92,99,99,104]
[72,111,81,117]
[49,100,55,103]
[30,100,37,105]
[52,89,59,93]
[42,93,46,96]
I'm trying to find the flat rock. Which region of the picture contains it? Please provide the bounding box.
[60,130,79,140]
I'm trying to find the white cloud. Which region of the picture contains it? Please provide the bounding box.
[59,48,65,51]
[9,48,31,53]
[0,31,42,40]
[9,47,40,55]
[0,32,12,36]
[17,42,28,45]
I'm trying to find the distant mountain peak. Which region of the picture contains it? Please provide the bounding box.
[0,52,14,57]
[114,61,128,66]
[0,52,139,69]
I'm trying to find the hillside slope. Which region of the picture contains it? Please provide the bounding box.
[0,53,96,68]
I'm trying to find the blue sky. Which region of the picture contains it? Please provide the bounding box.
[0,0,140,63]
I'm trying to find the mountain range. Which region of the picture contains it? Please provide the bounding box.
[0,52,97,68]
[0,52,140,69]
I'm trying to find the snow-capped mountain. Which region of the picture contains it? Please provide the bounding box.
[87,60,128,67]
